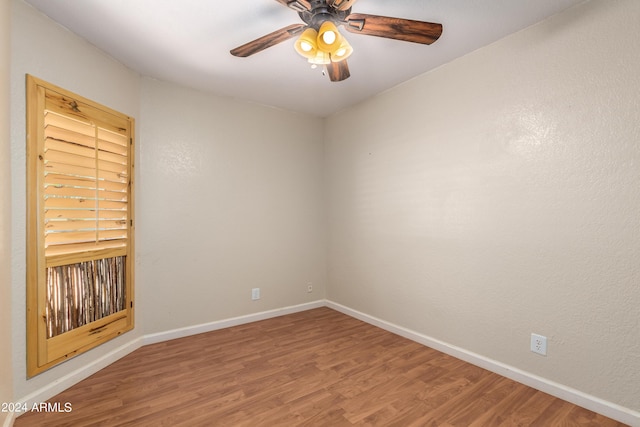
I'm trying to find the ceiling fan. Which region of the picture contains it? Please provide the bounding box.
[230,0,443,82]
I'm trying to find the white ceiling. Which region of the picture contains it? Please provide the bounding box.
[24,0,585,117]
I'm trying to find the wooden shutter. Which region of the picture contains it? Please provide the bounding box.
[43,110,129,257]
[26,75,135,376]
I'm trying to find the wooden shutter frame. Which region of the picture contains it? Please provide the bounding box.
[26,75,135,377]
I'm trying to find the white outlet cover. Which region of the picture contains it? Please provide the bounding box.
[531,333,547,356]
[251,288,260,300]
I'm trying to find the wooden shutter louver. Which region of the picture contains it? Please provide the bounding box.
[43,110,129,257]
[27,75,135,377]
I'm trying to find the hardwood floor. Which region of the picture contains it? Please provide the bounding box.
[15,307,628,426]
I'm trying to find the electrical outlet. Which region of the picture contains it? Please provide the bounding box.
[307,283,313,293]
[531,333,547,356]
[251,288,260,300]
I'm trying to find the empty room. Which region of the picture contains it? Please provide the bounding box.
[1,0,639,425]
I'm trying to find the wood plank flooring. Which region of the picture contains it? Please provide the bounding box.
[14,307,628,426]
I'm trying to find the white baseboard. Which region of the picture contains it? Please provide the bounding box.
[326,300,640,427]
[2,412,15,427]
[141,300,325,346]
[9,300,325,426]
[9,299,638,427]
[9,337,142,424]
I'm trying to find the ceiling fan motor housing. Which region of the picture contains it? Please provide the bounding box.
[299,0,351,29]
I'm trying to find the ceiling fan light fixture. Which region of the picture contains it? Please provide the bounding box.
[317,21,342,52]
[294,28,319,59]
[322,30,336,45]
[232,0,444,82]
[308,50,331,65]
[331,39,353,62]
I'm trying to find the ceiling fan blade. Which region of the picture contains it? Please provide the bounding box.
[274,0,310,12]
[326,60,350,82]
[345,13,442,45]
[329,0,357,11]
[230,24,306,57]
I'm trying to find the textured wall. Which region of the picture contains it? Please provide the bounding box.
[138,78,326,334]
[10,0,326,403]
[9,0,639,419]
[325,0,639,412]
[1,0,13,423]
[10,0,141,400]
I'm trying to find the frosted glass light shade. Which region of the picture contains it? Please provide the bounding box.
[308,50,331,65]
[317,21,342,53]
[331,39,353,62]
[294,28,319,59]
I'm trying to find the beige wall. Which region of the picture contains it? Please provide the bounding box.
[137,78,326,334]
[1,0,13,424]
[10,0,142,400]
[8,0,639,420]
[10,0,326,403]
[325,0,640,412]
